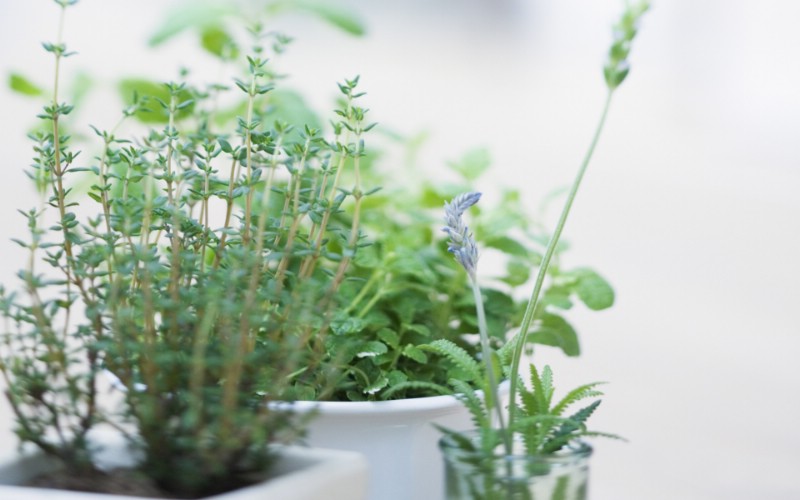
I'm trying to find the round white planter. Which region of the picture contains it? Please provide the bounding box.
[290,385,508,500]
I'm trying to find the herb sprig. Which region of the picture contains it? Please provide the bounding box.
[439,0,650,459]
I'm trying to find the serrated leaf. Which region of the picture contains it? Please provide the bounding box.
[551,384,605,416]
[420,339,481,381]
[450,378,489,429]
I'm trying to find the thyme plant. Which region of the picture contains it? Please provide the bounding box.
[435,1,650,496]
[0,0,377,496]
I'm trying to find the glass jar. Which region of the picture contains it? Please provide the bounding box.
[438,432,592,500]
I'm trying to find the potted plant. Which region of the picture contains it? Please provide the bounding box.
[2,2,633,499]
[0,0,368,497]
[287,157,619,500]
[33,4,618,499]
[434,2,650,499]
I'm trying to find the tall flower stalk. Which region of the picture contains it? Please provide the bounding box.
[444,0,650,445]
[443,193,509,450]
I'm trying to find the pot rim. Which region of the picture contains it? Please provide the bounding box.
[281,381,511,416]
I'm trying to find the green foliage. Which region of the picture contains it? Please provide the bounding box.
[526,313,580,357]
[435,360,614,500]
[200,25,239,60]
[270,0,367,36]
[118,78,195,123]
[448,147,491,181]
[1,3,377,495]
[8,72,44,96]
[326,136,616,400]
[149,0,364,54]
[436,2,649,495]
[604,1,650,89]
[512,365,621,455]
[420,340,483,383]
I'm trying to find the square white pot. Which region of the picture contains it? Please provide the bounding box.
[0,437,368,500]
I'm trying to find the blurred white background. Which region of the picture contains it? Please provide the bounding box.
[1,1,798,499]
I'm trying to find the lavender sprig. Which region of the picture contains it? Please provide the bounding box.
[443,192,481,278]
[443,192,510,451]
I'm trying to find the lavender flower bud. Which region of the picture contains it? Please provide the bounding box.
[443,192,481,277]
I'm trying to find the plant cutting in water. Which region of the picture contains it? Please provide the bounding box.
[434,1,651,498]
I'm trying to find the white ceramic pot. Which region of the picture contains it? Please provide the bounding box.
[291,385,508,500]
[0,430,368,500]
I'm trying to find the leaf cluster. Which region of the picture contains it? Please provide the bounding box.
[435,359,619,500]
[325,144,614,401]
[1,4,376,495]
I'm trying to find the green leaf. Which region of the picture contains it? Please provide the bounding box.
[541,285,573,310]
[148,2,237,47]
[218,138,233,153]
[551,384,605,416]
[450,378,489,429]
[363,376,389,395]
[527,313,580,356]
[330,316,365,336]
[420,339,482,381]
[376,328,399,348]
[118,79,194,124]
[528,364,551,413]
[401,344,428,364]
[571,268,615,310]
[381,381,450,400]
[200,26,238,59]
[355,341,388,358]
[447,147,491,181]
[282,0,366,37]
[418,182,470,209]
[9,73,44,96]
[265,89,323,135]
[68,71,93,107]
[483,236,529,258]
[404,323,431,337]
[500,259,531,287]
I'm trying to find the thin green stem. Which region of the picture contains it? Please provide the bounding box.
[471,277,511,455]
[507,90,614,429]
[243,73,257,244]
[345,265,385,314]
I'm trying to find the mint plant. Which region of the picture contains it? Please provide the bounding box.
[325,158,615,401]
